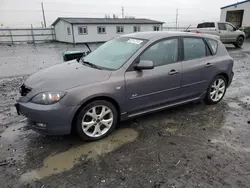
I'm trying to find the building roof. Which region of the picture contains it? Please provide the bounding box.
[52,17,164,26]
[221,0,250,9]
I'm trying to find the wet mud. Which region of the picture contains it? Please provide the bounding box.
[0,41,250,188]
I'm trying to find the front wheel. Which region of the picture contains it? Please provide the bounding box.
[234,36,244,48]
[204,75,227,105]
[76,100,118,141]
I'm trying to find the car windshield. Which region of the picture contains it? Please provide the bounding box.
[83,37,147,70]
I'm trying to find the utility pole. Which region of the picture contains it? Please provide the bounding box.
[41,2,46,28]
[175,9,179,31]
[122,7,124,19]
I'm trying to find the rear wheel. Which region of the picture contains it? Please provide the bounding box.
[204,75,227,105]
[234,36,244,48]
[76,100,118,141]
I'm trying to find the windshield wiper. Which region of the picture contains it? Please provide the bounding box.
[81,59,102,70]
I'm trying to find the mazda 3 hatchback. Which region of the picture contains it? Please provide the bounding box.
[15,31,234,140]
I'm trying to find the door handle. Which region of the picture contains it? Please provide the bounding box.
[205,63,213,68]
[168,69,179,75]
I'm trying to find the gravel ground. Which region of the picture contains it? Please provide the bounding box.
[0,41,250,188]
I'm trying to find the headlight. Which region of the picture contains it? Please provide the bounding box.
[31,92,66,105]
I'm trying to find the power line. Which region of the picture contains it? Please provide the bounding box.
[41,2,47,28]
[0,10,41,12]
[175,9,179,31]
[122,7,124,19]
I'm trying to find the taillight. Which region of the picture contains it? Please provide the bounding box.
[196,31,201,34]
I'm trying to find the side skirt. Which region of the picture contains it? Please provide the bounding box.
[121,91,207,120]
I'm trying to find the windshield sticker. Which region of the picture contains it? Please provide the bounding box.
[127,39,143,45]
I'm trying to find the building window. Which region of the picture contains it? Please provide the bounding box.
[116,26,124,34]
[133,26,140,32]
[97,26,106,34]
[153,26,160,31]
[78,26,88,35]
[67,27,71,35]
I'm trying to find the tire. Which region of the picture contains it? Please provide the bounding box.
[204,75,227,105]
[76,100,118,141]
[234,36,244,48]
[63,55,68,61]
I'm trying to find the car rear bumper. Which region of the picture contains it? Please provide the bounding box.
[228,71,234,87]
[15,101,78,135]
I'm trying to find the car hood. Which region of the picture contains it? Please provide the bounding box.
[25,60,112,93]
[237,30,246,36]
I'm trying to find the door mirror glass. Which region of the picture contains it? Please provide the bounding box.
[135,60,154,70]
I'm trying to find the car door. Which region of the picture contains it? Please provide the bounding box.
[125,38,182,115]
[225,23,237,42]
[217,23,229,43]
[181,37,216,100]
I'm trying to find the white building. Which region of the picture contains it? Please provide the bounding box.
[52,17,164,44]
[220,0,250,28]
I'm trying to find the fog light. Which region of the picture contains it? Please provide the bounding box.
[36,123,47,128]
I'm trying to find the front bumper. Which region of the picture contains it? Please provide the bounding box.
[15,101,78,135]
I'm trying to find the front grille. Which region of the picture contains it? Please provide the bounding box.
[20,84,32,96]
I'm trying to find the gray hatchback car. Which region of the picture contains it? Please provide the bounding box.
[15,32,234,140]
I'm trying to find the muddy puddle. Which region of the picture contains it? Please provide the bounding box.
[21,128,138,182]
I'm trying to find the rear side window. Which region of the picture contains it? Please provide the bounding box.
[207,39,218,54]
[183,38,206,61]
[197,22,215,28]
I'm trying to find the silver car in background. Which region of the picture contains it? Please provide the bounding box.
[188,22,246,48]
[15,32,234,140]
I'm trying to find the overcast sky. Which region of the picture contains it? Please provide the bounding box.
[0,0,240,28]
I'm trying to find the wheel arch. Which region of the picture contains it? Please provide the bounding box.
[238,34,245,39]
[71,95,121,132]
[217,72,229,86]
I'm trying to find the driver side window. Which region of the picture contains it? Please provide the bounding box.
[140,38,178,67]
[226,24,235,31]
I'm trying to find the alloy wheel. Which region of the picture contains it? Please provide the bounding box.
[81,105,113,138]
[210,78,226,102]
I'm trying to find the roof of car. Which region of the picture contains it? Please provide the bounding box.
[122,31,219,40]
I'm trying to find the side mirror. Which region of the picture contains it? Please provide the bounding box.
[135,60,154,70]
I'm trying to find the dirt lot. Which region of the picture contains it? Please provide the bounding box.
[0,41,250,188]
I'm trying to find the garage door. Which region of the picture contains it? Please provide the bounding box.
[226,10,244,28]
